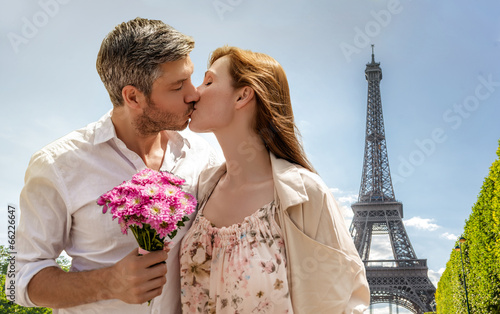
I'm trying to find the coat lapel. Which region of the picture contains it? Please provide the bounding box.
[196,163,227,203]
[270,153,309,210]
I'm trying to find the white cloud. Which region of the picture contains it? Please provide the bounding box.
[369,235,394,260]
[403,216,440,231]
[428,268,445,287]
[337,194,358,204]
[371,307,391,314]
[440,232,458,241]
[329,187,358,228]
[369,304,413,314]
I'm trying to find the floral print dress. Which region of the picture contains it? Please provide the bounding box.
[180,197,293,313]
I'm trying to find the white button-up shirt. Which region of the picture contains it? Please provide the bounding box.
[14,111,219,313]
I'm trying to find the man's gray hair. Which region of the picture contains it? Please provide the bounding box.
[96,17,194,107]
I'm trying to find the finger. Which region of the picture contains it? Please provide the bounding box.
[142,276,167,297]
[139,286,164,304]
[150,261,168,277]
[138,249,169,268]
[140,261,167,282]
[127,275,166,304]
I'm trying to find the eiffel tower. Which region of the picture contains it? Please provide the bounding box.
[349,46,436,313]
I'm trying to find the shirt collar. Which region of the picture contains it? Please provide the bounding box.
[93,110,116,145]
[167,129,191,152]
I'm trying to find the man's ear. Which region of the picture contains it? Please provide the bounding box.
[235,86,255,109]
[122,85,145,110]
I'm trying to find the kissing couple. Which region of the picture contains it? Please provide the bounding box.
[13,17,369,313]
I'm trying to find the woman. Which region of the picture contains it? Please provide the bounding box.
[179,46,370,313]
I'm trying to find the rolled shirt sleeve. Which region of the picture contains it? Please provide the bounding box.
[15,150,71,307]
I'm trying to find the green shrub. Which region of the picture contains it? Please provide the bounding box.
[1,245,71,313]
[436,140,500,313]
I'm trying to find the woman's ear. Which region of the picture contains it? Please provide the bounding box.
[235,86,255,109]
[122,85,145,110]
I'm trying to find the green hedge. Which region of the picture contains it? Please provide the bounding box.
[1,274,52,314]
[436,140,500,313]
[0,245,71,313]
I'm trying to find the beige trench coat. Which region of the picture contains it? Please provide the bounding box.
[196,153,370,313]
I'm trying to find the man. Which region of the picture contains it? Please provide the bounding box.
[12,18,218,313]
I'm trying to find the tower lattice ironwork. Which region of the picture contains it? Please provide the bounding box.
[350,46,436,313]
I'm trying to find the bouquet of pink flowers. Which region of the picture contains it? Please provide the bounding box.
[97,168,197,253]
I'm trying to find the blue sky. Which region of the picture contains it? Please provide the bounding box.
[1,1,499,312]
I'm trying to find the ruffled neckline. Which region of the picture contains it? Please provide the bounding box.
[197,200,275,235]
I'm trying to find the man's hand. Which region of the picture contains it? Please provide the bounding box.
[28,248,169,308]
[103,248,169,304]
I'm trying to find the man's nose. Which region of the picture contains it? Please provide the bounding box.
[185,82,200,104]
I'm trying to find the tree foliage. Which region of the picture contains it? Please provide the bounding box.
[436,140,500,313]
[1,245,71,313]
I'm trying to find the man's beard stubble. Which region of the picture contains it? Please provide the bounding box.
[134,98,193,136]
